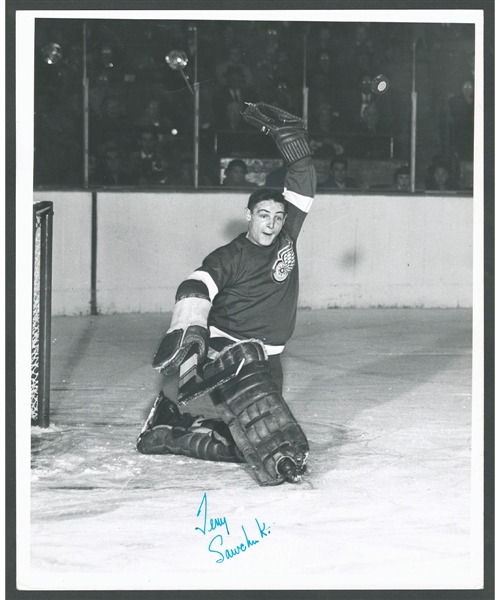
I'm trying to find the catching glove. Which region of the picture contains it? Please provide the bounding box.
[241,103,312,164]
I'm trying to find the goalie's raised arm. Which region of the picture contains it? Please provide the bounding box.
[242,103,316,224]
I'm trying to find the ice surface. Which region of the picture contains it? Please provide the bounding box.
[23,309,479,590]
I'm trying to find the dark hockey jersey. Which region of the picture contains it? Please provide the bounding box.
[187,157,316,353]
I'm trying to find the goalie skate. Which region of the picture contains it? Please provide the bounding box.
[136,391,244,463]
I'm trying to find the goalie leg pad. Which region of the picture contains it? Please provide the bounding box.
[209,341,309,486]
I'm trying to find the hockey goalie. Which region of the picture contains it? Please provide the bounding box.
[137,103,317,486]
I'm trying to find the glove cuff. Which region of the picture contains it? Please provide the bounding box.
[279,135,313,164]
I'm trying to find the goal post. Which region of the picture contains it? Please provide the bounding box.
[31,201,53,427]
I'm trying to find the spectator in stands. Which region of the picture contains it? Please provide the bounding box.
[100,95,128,127]
[58,43,84,93]
[308,52,342,127]
[309,102,343,136]
[308,104,345,159]
[319,157,358,190]
[342,72,392,135]
[339,24,377,87]
[352,24,376,73]
[357,102,385,134]
[425,160,456,191]
[309,51,338,92]
[88,68,114,119]
[129,130,171,185]
[449,79,474,161]
[340,73,376,131]
[34,92,82,186]
[216,46,254,88]
[95,143,133,186]
[212,66,258,130]
[169,153,217,188]
[308,24,337,65]
[91,95,130,151]
[169,153,195,187]
[221,23,240,54]
[222,159,258,188]
[129,49,161,84]
[273,50,298,90]
[252,32,281,102]
[131,130,156,160]
[266,79,300,116]
[318,24,335,52]
[250,30,295,97]
[134,97,173,131]
[392,165,411,191]
[225,101,245,131]
[309,137,344,160]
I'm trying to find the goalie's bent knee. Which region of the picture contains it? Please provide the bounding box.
[208,340,309,486]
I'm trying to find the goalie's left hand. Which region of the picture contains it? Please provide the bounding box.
[241,103,313,164]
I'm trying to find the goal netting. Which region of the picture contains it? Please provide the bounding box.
[31,201,53,427]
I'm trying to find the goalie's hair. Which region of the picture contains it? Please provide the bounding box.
[247,188,288,213]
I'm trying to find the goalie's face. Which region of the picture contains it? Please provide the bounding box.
[245,200,287,247]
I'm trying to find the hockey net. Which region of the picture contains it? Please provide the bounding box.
[31,201,53,427]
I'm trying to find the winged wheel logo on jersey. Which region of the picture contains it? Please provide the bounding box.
[272,241,296,283]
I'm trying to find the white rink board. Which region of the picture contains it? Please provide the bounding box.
[34,190,473,314]
[33,191,93,315]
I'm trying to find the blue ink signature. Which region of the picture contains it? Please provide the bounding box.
[195,492,230,536]
[195,492,273,564]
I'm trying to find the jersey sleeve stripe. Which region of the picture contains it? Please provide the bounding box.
[283,188,314,213]
[186,270,219,301]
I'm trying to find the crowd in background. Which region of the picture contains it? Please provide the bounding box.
[34,20,475,191]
